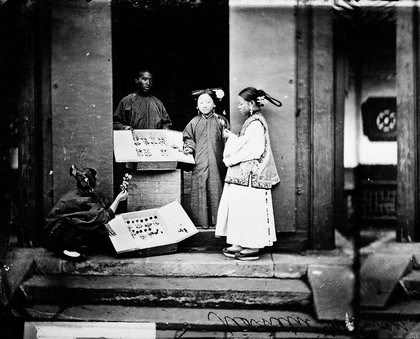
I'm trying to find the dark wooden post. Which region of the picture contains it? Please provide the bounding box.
[310,6,335,250]
[39,0,54,220]
[14,0,52,247]
[296,4,312,250]
[396,6,418,242]
[334,52,346,233]
[16,0,42,247]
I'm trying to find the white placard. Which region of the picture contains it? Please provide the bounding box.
[113,130,139,162]
[113,129,195,164]
[108,201,198,253]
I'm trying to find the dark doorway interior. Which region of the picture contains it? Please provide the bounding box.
[334,8,397,248]
[111,1,229,131]
[111,1,229,217]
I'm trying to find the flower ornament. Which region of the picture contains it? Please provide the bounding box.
[120,173,132,193]
[257,95,266,107]
[215,89,224,100]
[217,115,227,129]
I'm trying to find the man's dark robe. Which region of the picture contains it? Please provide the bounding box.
[43,189,115,253]
[183,113,228,226]
[113,92,172,130]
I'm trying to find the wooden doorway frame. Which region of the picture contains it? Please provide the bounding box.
[297,5,336,250]
[396,6,419,242]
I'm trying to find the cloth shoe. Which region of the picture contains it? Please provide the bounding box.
[222,245,243,258]
[61,250,87,262]
[235,249,260,261]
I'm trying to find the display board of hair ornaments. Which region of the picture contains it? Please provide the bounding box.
[113,129,195,164]
[108,201,198,254]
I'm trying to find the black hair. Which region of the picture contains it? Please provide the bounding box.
[194,89,217,104]
[72,167,97,191]
[81,168,97,189]
[137,68,153,77]
[239,87,282,107]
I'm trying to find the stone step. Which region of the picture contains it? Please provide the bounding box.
[399,270,420,297]
[179,228,225,251]
[18,305,352,338]
[20,275,312,309]
[362,299,420,320]
[39,252,276,278]
[11,248,353,279]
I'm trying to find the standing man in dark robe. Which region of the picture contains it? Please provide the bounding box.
[113,69,172,130]
[43,166,128,262]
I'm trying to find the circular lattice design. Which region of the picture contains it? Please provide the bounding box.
[376,109,396,133]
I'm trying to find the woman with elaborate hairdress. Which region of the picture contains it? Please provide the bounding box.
[43,166,128,262]
[216,87,282,261]
[183,88,229,228]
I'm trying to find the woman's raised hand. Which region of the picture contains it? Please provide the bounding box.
[116,190,129,202]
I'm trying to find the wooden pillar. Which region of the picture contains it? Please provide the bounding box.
[310,7,335,250]
[334,51,346,234]
[296,4,312,250]
[16,0,42,246]
[11,0,53,246]
[39,0,54,219]
[396,6,418,242]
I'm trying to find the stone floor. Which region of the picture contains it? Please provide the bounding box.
[3,226,420,339]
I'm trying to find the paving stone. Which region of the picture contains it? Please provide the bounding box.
[1,258,35,305]
[360,253,414,308]
[273,254,353,279]
[399,271,420,297]
[10,248,44,261]
[362,299,420,320]
[405,322,420,339]
[307,264,354,321]
[361,241,420,261]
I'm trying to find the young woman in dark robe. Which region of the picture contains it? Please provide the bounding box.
[43,166,128,262]
[183,89,229,228]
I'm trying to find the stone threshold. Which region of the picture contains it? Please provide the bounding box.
[6,247,354,279]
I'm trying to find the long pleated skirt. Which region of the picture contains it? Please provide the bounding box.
[215,182,277,248]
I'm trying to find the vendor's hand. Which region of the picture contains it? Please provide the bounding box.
[105,223,116,237]
[223,128,232,139]
[183,147,193,155]
[116,190,129,202]
[124,126,134,132]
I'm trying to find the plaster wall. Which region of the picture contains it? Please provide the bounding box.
[229,4,296,232]
[51,0,113,204]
